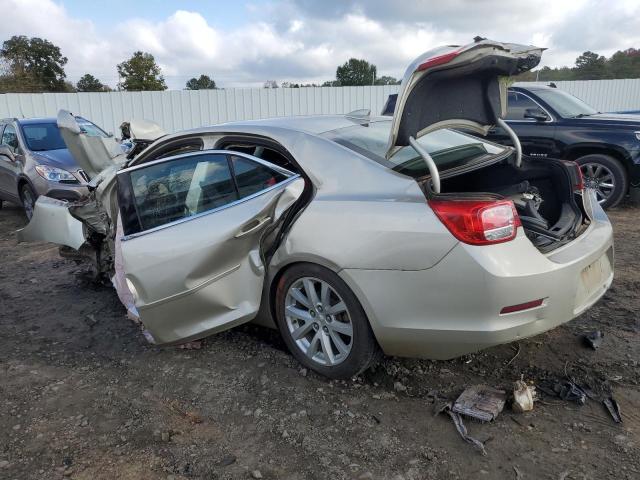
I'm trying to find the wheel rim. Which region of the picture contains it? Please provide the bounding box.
[580,162,615,204]
[284,276,353,366]
[22,187,35,219]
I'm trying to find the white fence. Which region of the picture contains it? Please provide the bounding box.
[524,79,640,113]
[1,79,640,135]
[0,85,400,135]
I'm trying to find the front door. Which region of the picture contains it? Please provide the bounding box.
[487,90,557,158]
[116,150,304,344]
[0,124,22,200]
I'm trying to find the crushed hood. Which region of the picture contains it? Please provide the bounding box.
[122,119,166,142]
[57,110,126,180]
[386,38,544,159]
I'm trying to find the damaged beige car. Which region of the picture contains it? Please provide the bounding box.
[18,39,613,379]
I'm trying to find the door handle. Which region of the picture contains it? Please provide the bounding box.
[234,216,271,238]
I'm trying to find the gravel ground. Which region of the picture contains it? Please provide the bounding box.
[0,201,639,480]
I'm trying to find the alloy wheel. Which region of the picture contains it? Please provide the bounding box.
[284,276,353,366]
[580,162,615,205]
[21,186,36,220]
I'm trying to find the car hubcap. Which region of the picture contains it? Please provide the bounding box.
[580,162,615,204]
[22,188,35,219]
[284,277,353,366]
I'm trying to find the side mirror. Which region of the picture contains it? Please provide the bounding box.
[523,107,550,122]
[0,145,15,161]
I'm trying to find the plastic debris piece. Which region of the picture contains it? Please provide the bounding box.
[538,380,587,405]
[512,379,536,413]
[452,385,506,422]
[436,402,487,455]
[603,396,622,423]
[583,330,604,350]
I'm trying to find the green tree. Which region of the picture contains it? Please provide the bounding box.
[117,51,166,91]
[336,58,377,86]
[375,75,399,85]
[608,49,640,78]
[574,51,608,80]
[0,35,68,92]
[77,73,110,92]
[185,74,216,90]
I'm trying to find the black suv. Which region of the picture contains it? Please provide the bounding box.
[382,85,640,208]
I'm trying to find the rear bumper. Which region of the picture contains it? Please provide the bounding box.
[340,191,614,359]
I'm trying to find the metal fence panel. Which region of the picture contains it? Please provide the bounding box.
[2,79,640,135]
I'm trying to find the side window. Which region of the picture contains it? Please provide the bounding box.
[505,92,540,120]
[1,124,19,151]
[231,155,287,199]
[128,153,237,231]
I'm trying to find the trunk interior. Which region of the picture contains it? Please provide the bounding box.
[438,157,587,252]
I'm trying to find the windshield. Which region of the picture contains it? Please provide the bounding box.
[534,89,598,118]
[323,121,506,179]
[21,119,108,151]
[21,123,67,151]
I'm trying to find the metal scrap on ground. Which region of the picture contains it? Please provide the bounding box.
[452,385,507,422]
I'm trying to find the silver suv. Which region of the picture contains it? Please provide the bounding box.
[0,116,108,218]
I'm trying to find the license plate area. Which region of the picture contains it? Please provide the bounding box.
[574,252,612,312]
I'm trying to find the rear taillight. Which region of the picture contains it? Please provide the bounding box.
[428,199,521,245]
[416,48,463,71]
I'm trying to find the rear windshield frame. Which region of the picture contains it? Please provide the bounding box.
[322,120,509,180]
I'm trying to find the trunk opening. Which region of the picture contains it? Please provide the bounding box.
[430,157,587,252]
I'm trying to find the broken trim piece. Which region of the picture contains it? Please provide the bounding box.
[16,196,86,250]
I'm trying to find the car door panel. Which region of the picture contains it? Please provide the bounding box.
[118,151,303,344]
[0,124,22,200]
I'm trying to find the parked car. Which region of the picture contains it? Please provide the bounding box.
[19,39,613,379]
[384,83,640,208]
[0,116,111,218]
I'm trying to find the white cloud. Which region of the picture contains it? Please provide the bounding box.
[1,0,639,89]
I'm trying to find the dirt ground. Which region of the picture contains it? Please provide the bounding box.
[0,201,639,480]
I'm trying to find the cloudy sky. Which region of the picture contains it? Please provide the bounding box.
[2,0,639,89]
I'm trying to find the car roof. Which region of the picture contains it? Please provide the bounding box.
[222,114,391,135]
[510,83,556,92]
[15,116,90,125]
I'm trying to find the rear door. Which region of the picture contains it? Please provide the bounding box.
[386,39,544,159]
[117,150,304,344]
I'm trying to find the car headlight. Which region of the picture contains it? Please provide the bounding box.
[35,165,78,183]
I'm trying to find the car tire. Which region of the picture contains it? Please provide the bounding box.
[274,263,380,379]
[20,183,37,220]
[575,154,627,209]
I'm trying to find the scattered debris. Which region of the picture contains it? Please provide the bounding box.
[436,402,487,456]
[218,454,236,467]
[513,465,524,479]
[394,381,407,393]
[506,343,521,366]
[452,385,506,422]
[512,378,536,413]
[538,380,587,405]
[583,330,604,350]
[179,340,203,350]
[603,396,622,423]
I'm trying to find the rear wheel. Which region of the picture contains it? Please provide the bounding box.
[20,183,37,220]
[576,154,627,209]
[275,263,380,379]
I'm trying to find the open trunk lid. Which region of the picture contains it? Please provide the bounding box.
[386,38,543,159]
